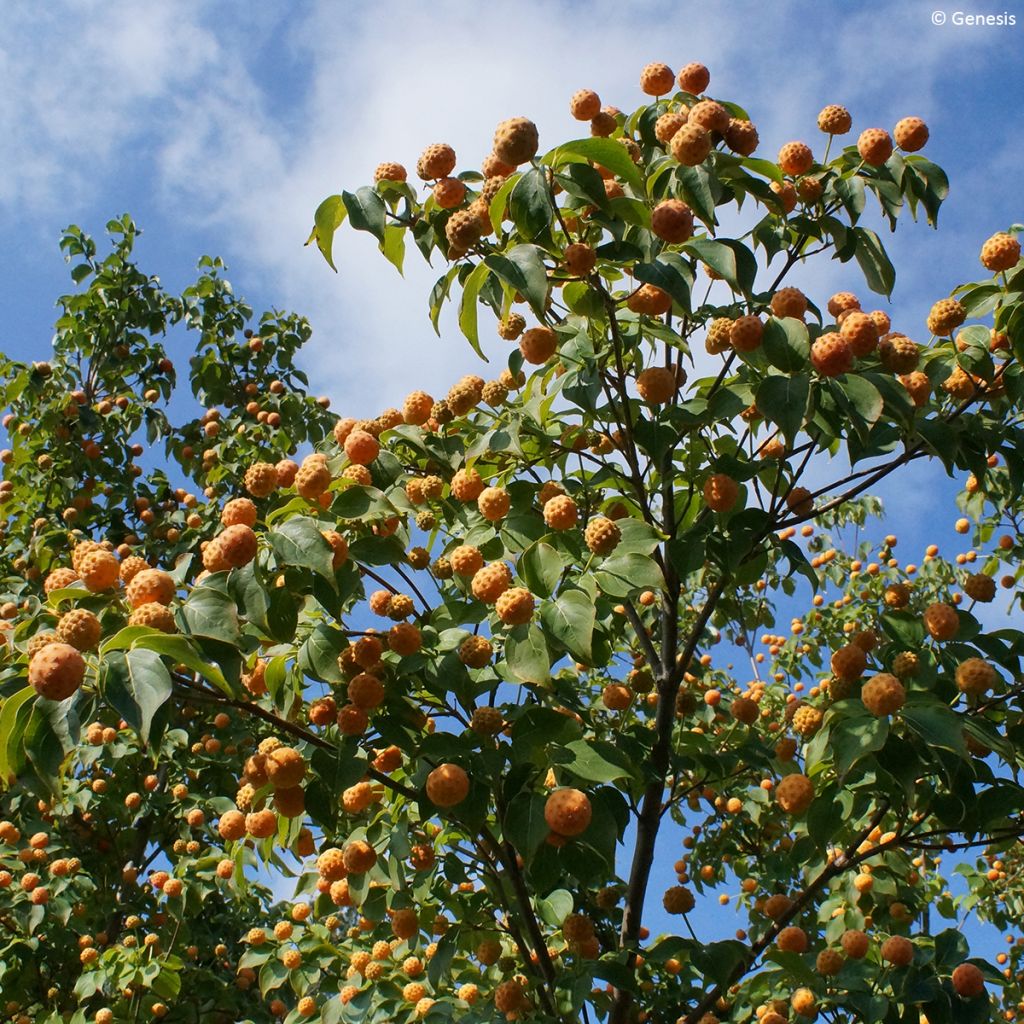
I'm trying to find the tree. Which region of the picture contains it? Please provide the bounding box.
[0,60,1023,1024]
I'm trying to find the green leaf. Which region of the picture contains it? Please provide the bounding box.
[181,584,242,646]
[0,686,37,782]
[557,738,634,783]
[685,239,737,289]
[590,553,664,599]
[382,224,405,274]
[762,317,810,373]
[458,261,492,361]
[131,631,231,696]
[755,374,809,443]
[903,701,967,755]
[504,623,551,684]
[485,244,549,318]
[509,167,555,241]
[298,625,347,685]
[853,227,896,296]
[504,791,549,862]
[342,187,386,243]
[259,957,288,996]
[838,374,884,429]
[427,930,458,989]
[101,649,172,745]
[518,540,564,599]
[675,165,716,226]
[830,712,889,778]
[538,889,574,927]
[308,194,346,272]
[268,516,337,582]
[546,137,644,191]
[634,254,693,313]
[540,589,595,663]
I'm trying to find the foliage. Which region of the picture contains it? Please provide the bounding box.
[1,66,1024,1024]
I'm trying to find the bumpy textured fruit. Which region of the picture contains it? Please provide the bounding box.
[585,516,621,555]
[460,637,494,669]
[926,298,966,337]
[492,117,539,166]
[80,550,119,592]
[471,561,512,603]
[792,705,823,737]
[520,326,557,365]
[56,609,102,651]
[730,315,763,352]
[841,929,870,959]
[964,572,996,602]
[841,311,879,357]
[670,123,712,166]
[777,926,808,952]
[543,494,578,529]
[433,176,466,209]
[564,242,596,277]
[677,62,710,94]
[881,935,914,966]
[29,642,86,701]
[817,949,844,976]
[417,143,456,181]
[703,473,739,513]
[495,587,535,625]
[345,429,380,466]
[777,141,813,176]
[451,468,485,502]
[450,545,484,577]
[639,62,675,96]
[218,524,258,568]
[923,601,959,640]
[497,313,526,341]
[831,644,867,681]
[705,317,734,354]
[893,116,928,152]
[569,89,601,121]
[266,747,306,788]
[770,287,808,320]
[636,366,677,404]
[811,332,853,376]
[545,788,592,836]
[651,199,694,243]
[446,208,481,250]
[244,462,278,497]
[374,162,407,183]
[494,979,527,1014]
[688,99,729,133]
[295,456,331,498]
[857,128,893,166]
[478,486,511,522]
[775,773,814,815]
[951,962,986,998]
[817,104,852,135]
[222,497,257,527]
[980,232,1021,272]
[663,886,695,914]
[955,657,996,697]
[861,673,906,716]
[723,118,759,156]
[655,110,688,144]
[426,764,470,807]
[128,603,176,633]
[127,568,175,608]
[879,333,920,373]
[317,847,346,881]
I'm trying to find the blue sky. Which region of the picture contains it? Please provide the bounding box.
[3,0,1022,979]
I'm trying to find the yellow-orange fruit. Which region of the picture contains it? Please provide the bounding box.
[585,516,621,555]
[655,110,688,144]
[857,128,893,166]
[244,462,278,497]
[951,962,986,998]
[923,602,959,641]
[426,763,470,807]
[640,62,675,96]
[770,287,808,320]
[222,497,257,527]
[344,429,380,466]
[495,587,535,626]
[417,143,456,181]
[128,603,176,633]
[492,117,539,167]
[926,298,966,337]
[520,326,558,365]
[218,524,258,568]
[651,199,694,243]
[677,62,710,94]
[636,366,677,404]
[817,105,852,135]
[80,550,119,592]
[703,473,739,513]
[775,773,814,815]
[569,89,601,121]
[861,673,905,716]
[955,658,996,697]
[841,929,870,959]
[980,232,1021,272]
[663,886,695,914]
[478,486,511,522]
[343,839,376,874]
[56,609,101,651]
[471,562,512,603]
[881,935,914,966]
[777,141,813,176]
[544,788,592,837]
[894,116,929,152]
[670,124,712,166]
[266,747,306,789]
[29,642,86,701]
[777,926,808,953]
